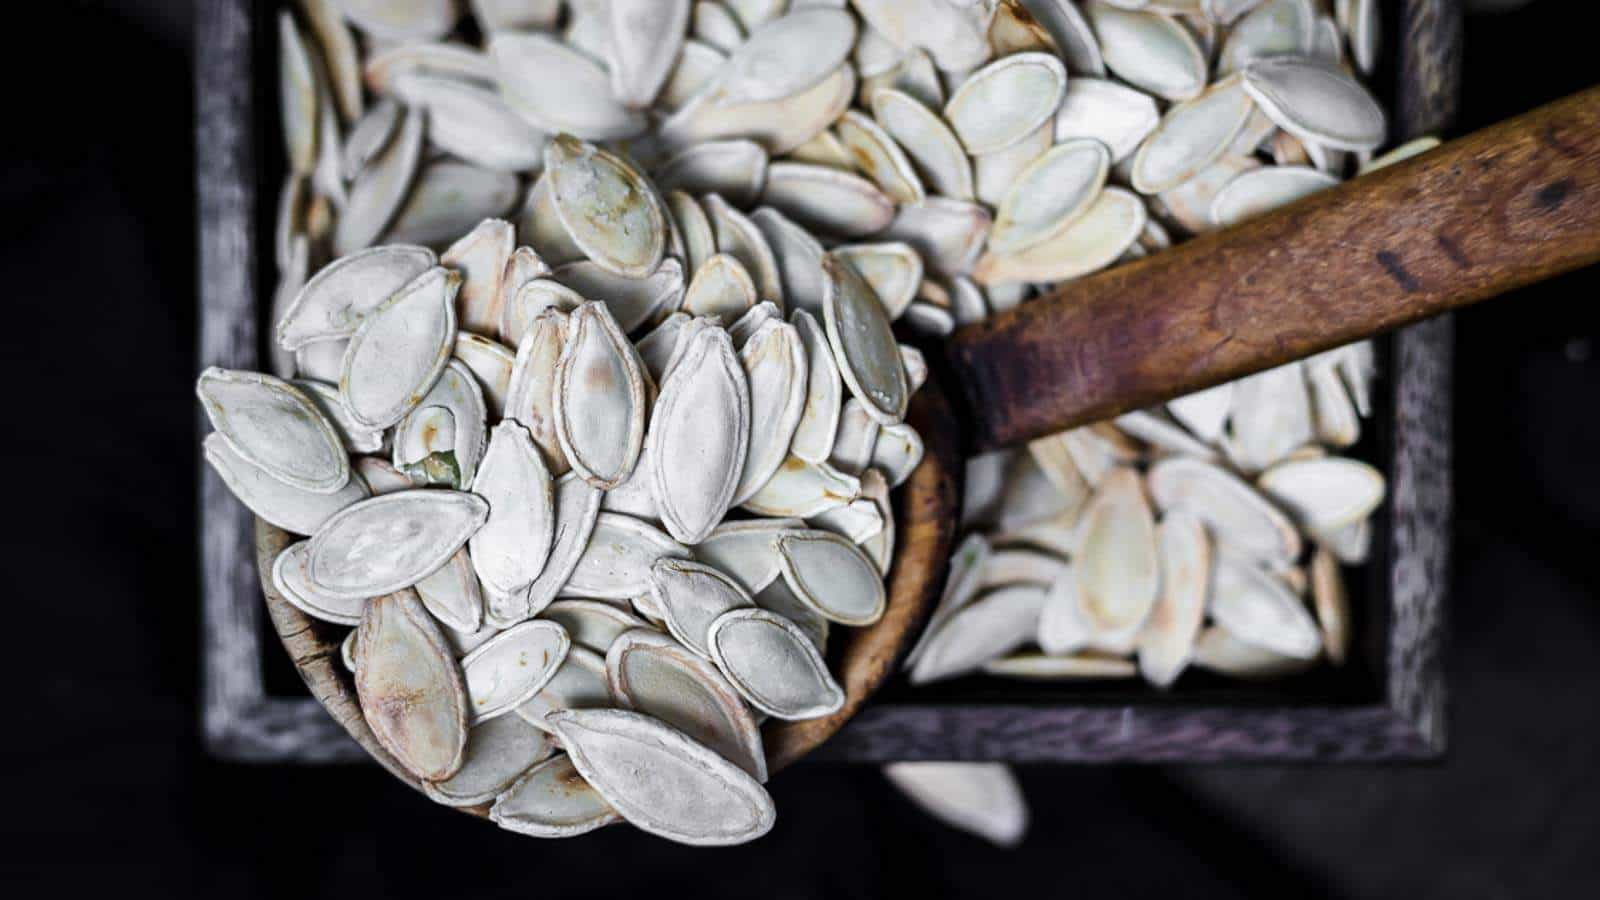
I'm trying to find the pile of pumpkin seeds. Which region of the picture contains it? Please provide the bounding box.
[244,0,1442,843]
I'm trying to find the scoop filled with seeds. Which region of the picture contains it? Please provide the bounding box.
[232,0,1598,845]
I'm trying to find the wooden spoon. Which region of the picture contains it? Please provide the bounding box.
[260,86,1600,798]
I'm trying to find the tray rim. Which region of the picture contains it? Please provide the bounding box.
[196,0,1459,763]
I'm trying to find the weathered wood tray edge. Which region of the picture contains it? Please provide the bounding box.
[196,0,1458,763]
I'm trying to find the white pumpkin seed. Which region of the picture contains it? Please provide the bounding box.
[693,518,803,594]
[851,0,993,71]
[515,645,612,728]
[945,52,1067,155]
[883,763,1028,847]
[503,308,572,475]
[280,245,437,351]
[658,64,856,155]
[649,558,756,657]
[683,254,759,320]
[363,41,497,95]
[707,608,844,719]
[393,360,490,485]
[426,713,555,808]
[307,489,488,599]
[833,242,923,320]
[565,512,691,599]
[1310,546,1350,665]
[467,422,556,602]
[910,584,1047,685]
[526,472,607,612]
[1257,457,1385,535]
[878,197,992,277]
[649,326,750,543]
[1137,509,1209,688]
[491,32,648,140]
[1070,468,1159,653]
[278,12,319,176]
[1216,0,1315,75]
[1208,552,1322,659]
[384,162,521,248]
[710,7,858,106]
[1227,361,1314,472]
[974,186,1145,285]
[1018,0,1105,75]
[340,266,458,429]
[490,753,622,837]
[544,600,653,654]
[734,319,808,503]
[1167,382,1234,442]
[1147,456,1301,563]
[787,309,845,463]
[992,138,1110,254]
[204,433,368,535]
[461,619,571,724]
[693,0,746,52]
[197,368,349,494]
[656,141,769,207]
[1083,1,1207,100]
[728,300,782,348]
[609,0,692,109]
[553,302,648,489]
[548,708,775,846]
[872,88,974,200]
[1131,74,1255,195]
[1241,56,1386,152]
[750,207,828,316]
[453,333,517,418]
[442,219,516,340]
[1209,164,1338,227]
[553,258,686,333]
[836,110,926,205]
[983,652,1137,679]
[760,162,896,238]
[545,136,667,279]
[607,628,768,782]
[775,529,887,625]
[272,540,368,625]
[391,73,546,172]
[355,588,469,781]
[1191,624,1316,678]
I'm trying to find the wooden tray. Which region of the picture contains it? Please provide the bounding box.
[197,0,1460,763]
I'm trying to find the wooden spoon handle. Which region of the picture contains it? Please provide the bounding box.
[948,85,1600,453]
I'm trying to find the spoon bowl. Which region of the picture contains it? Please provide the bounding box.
[257,381,961,802]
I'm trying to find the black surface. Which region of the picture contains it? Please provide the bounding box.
[4,2,1598,896]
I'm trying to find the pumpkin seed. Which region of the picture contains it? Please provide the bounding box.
[992,138,1110,254]
[426,713,555,808]
[490,753,622,837]
[564,513,691,599]
[1241,56,1385,152]
[197,368,349,494]
[944,52,1067,155]
[822,253,909,426]
[878,197,992,277]
[461,619,571,724]
[203,433,368,535]
[553,302,648,489]
[545,136,667,279]
[851,0,992,71]
[272,540,367,626]
[552,258,686,333]
[548,708,775,845]
[734,319,809,503]
[656,141,769,207]
[384,161,521,248]
[1084,1,1207,100]
[1191,624,1316,678]
[909,584,1047,685]
[525,473,606,613]
[833,242,924,320]
[836,110,926,205]
[1257,456,1385,534]
[544,600,653,654]
[390,73,546,172]
[1210,164,1338,226]
[442,219,516,340]
[775,529,887,626]
[340,266,458,429]
[1147,456,1301,563]
[683,254,759,320]
[1137,510,1209,688]
[1131,74,1255,195]
[649,326,749,543]
[491,32,648,140]
[974,186,1145,285]
[307,489,488,599]
[693,517,803,595]
[609,0,692,109]
[883,763,1028,847]
[355,589,469,781]
[1209,551,1322,659]
[707,608,844,719]
[515,644,611,729]
[872,88,974,200]
[710,6,858,106]
[607,628,768,781]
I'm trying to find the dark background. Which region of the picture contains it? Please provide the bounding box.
[3,2,1596,896]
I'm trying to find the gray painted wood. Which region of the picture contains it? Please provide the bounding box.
[196,0,1458,762]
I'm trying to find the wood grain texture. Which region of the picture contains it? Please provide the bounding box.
[255,384,959,793]
[949,86,1600,452]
